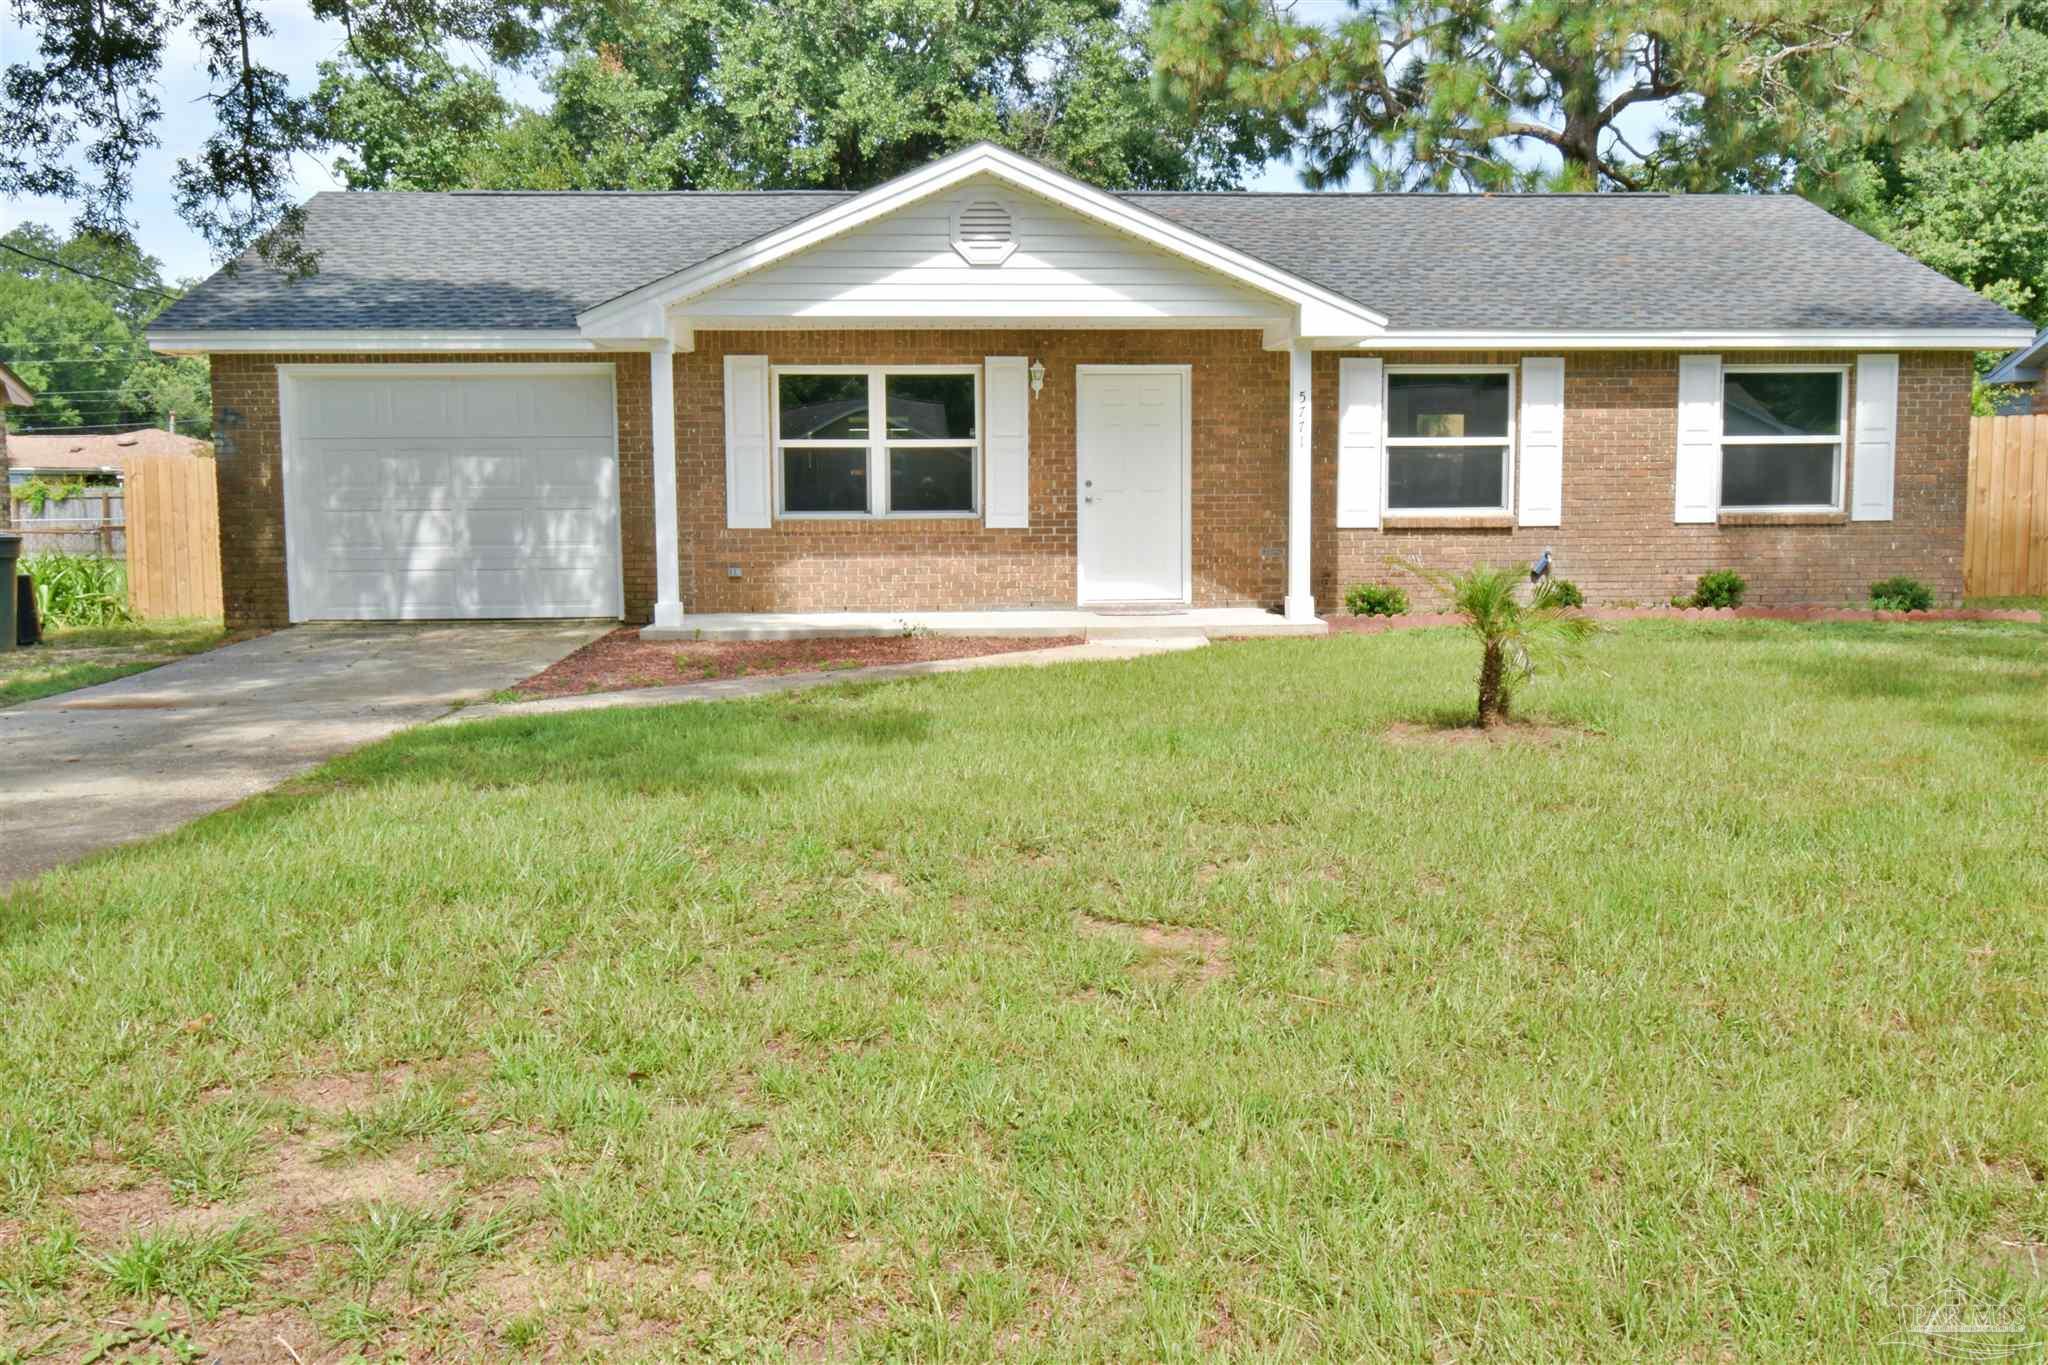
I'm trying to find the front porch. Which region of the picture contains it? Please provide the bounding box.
[640,606,1326,642]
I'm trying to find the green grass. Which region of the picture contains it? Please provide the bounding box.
[0,617,228,707]
[2,620,2046,1360]
[1967,594,2048,613]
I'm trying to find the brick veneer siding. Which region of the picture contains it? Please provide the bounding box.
[677,330,1288,612]
[1312,349,1974,608]
[209,351,656,629]
[208,340,1972,625]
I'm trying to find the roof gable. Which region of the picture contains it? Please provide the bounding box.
[674,172,1292,330]
[575,143,1387,344]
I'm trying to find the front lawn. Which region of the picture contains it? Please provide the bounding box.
[0,617,229,707]
[2,621,2045,1360]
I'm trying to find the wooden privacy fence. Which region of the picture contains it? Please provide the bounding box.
[123,452,223,618]
[1965,414,2048,598]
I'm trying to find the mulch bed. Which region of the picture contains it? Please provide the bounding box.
[1329,605,2043,634]
[509,628,1083,699]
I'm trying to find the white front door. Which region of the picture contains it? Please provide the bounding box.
[1076,366,1190,605]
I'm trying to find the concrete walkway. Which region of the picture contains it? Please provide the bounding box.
[0,622,609,889]
[442,636,1208,726]
[641,607,1323,641]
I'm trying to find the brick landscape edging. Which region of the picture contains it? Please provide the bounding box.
[1325,605,2044,634]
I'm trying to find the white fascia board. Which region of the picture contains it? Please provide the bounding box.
[1984,329,2048,384]
[575,142,1388,339]
[148,328,602,356]
[1316,328,2041,351]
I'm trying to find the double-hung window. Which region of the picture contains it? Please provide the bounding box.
[774,367,980,517]
[1719,367,1845,511]
[1385,368,1514,514]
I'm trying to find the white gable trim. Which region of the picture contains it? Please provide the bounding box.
[574,143,1388,342]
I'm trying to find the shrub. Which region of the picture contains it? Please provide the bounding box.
[1546,578,1585,608]
[1343,582,1410,617]
[1686,570,1747,610]
[21,551,134,627]
[1868,576,1935,612]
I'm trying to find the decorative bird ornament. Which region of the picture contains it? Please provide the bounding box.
[1529,548,1553,585]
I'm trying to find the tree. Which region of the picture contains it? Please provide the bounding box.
[0,271,137,432]
[311,0,1285,195]
[1406,562,1597,728]
[1150,0,2004,196]
[0,225,213,435]
[3,0,545,270]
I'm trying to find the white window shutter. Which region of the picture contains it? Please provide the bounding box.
[1518,357,1565,527]
[983,356,1030,528]
[1852,354,1899,521]
[1336,357,1384,528]
[723,354,771,529]
[1674,354,1723,523]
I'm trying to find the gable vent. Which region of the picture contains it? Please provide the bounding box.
[951,199,1018,265]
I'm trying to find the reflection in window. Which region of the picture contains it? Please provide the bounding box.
[1720,370,1843,510]
[1384,371,1512,512]
[775,369,979,516]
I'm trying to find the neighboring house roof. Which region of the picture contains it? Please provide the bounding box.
[0,361,34,407]
[149,143,2034,345]
[6,428,206,475]
[1985,326,2048,385]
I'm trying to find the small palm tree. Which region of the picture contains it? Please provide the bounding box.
[1404,561,1599,728]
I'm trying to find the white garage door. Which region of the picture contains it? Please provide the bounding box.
[284,367,622,621]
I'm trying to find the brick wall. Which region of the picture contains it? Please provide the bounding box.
[208,341,1973,626]
[678,330,1287,612]
[1312,349,1973,608]
[209,351,655,629]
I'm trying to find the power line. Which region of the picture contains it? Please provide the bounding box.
[0,242,178,300]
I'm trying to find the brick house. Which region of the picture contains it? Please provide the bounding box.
[1985,327,2046,415]
[148,144,2035,633]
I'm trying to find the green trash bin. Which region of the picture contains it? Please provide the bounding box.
[0,532,18,653]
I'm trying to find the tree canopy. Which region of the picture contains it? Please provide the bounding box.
[0,226,212,436]
[1150,0,2007,196]
[310,0,1283,194]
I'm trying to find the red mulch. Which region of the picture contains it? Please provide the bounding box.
[509,628,1083,699]
[1327,605,2043,634]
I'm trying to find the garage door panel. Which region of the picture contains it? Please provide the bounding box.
[532,505,611,550]
[288,371,620,621]
[454,448,538,500]
[387,380,457,436]
[456,379,541,437]
[529,384,613,439]
[302,383,389,439]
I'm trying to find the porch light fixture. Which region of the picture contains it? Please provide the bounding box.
[1028,358,1046,398]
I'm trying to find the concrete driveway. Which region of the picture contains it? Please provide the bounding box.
[0,621,609,889]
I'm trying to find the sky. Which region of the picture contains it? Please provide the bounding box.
[0,0,1600,286]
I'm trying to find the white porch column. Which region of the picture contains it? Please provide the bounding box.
[649,341,685,629]
[1284,340,1317,623]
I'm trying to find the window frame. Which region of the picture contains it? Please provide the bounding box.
[1717,363,1848,514]
[1381,364,1518,517]
[771,363,983,520]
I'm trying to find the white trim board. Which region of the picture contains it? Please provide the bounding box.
[151,329,605,356]
[1322,328,2037,351]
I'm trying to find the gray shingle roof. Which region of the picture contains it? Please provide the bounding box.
[152,184,2029,336]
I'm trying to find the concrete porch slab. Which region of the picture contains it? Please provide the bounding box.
[640,608,1325,642]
